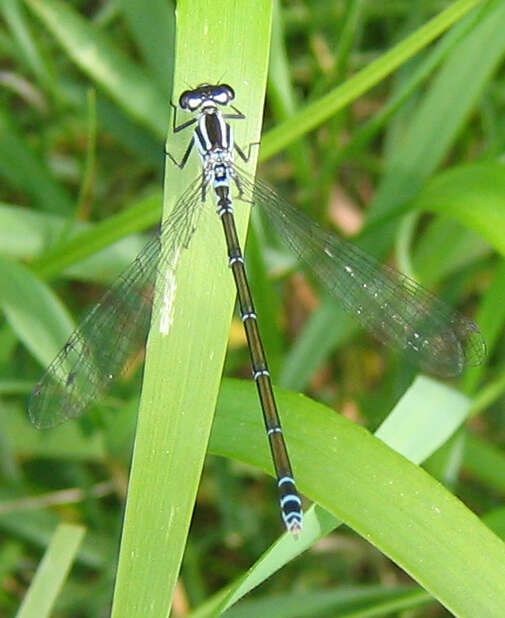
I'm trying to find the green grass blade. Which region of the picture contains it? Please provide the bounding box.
[219,586,431,618]
[0,201,156,283]
[267,2,312,184]
[75,89,97,218]
[24,0,168,137]
[0,501,105,571]
[5,407,106,461]
[199,376,487,615]
[330,5,485,169]
[483,508,505,541]
[0,106,73,214]
[0,256,73,366]
[368,0,505,226]
[413,216,489,286]
[16,523,85,618]
[463,433,505,495]
[0,204,65,260]
[409,162,505,256]
[280,299,356,390]
[375,376,471,463]
[1,0,54,93]
[110,2,273,616]
[119,0,175,97]
[216,379,505,616]
[464,260,505,393]
[31,192,162,280]
[260,0,486,160]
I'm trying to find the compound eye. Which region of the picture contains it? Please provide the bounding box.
[187,96,202,110]
[178,90,191,108]
[213,84,235,104]
[179,91,202,110]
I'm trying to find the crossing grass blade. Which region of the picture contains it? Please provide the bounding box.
[259,0,487,160]
[201,377,505,617]
[16,523,85,618]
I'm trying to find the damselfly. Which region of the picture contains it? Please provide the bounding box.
[29,83,486,536]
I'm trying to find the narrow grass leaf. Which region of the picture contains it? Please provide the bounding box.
[0,256,73,366]
[463,260,505,393]
[260,0,486,160]
[25,0,168,137]
[31,192,162,280]
[408,162,505,256]
[413,217,489,286]
[0,205,65,260]
[0,504,104,571]
[0,106,73,214]
[221,586,431,618]
[119,0,175,97]
[280,299,356,390]
[0,202,155,283]
[375,375,471,463]
[267,2,312,184]
[4,404,106,461]
[1,0,54,93]
[463,433,505,495]
[16,523,85,618]
[484,508,505,540]
[368,0,505,225]
[330,4,486,169]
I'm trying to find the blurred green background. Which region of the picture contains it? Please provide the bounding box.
[1,0,505,616]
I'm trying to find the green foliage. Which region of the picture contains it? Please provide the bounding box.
[16,523,85,618]
[0,0,504,616]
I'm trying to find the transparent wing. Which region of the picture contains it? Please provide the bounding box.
[234,166,485,377]
[29,178,205,429]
